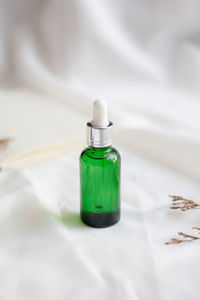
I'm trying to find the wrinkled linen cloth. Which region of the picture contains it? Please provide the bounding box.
[1,0,200,299]
[0,89,200,300]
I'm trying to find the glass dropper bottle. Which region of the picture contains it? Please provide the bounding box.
[80,99,121,228]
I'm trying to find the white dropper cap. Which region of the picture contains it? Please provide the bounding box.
[87,99,112,147]
[91,99,109,128]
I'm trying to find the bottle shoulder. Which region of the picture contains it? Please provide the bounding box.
[80,146,120,161]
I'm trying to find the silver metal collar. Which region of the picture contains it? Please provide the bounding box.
[87,122,113,148]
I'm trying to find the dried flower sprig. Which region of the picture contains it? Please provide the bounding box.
[0,138,12,150]
[169,195,200,211]
[165,227,200,245]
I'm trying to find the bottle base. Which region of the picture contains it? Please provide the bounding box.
[81,211,120,228]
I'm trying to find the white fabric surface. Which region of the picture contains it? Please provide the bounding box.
[1,1,200,299]
[1,89,200,300]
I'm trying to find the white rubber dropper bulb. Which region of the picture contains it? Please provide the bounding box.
[91,99,109,128]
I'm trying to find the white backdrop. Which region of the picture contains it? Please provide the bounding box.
[0,1,200,300]
[1,0,200,94]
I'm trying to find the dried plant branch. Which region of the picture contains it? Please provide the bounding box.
[166,196,200,245]
[165,227,200,245]
[0,137,12,150]
[169,195,200,211]
[192,227,200,233]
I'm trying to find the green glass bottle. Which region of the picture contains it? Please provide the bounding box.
[80,100,121,228]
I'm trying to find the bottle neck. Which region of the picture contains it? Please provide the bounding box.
[86,146,113,159]
[89,146,111,151]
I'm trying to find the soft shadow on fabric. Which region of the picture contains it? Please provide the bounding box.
[61,212,84,227]
[50,209,84,228]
